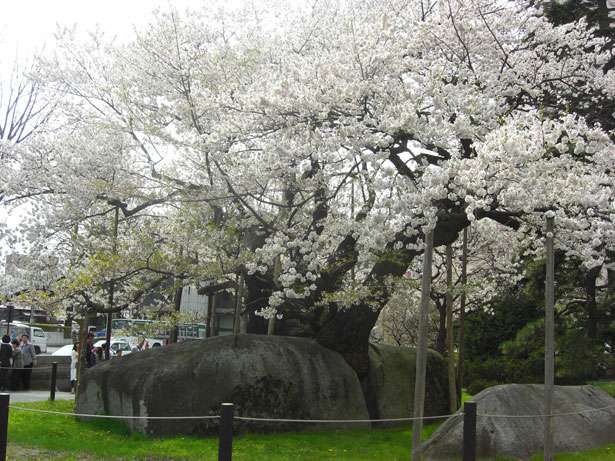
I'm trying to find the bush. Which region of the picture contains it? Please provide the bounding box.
[467,379,500,396]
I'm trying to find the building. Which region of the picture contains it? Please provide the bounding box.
[0,303,50,324]
[180,282,237,337]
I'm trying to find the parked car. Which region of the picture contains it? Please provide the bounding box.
[52,344,74,357]
[53,339,133,358]
[93,339,132,357]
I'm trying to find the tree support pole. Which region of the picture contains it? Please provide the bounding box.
[105,206,119,360]
[457,227,468,396]
[411,229,434,461]
[445,243,457,412]
[544,214,555,461]
[233,274,243,347]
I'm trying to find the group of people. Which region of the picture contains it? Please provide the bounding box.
[68,334,155,393]
[0,334,36,391]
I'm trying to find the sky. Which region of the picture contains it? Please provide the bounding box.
[0,0,206,262]
[0,0,196,56]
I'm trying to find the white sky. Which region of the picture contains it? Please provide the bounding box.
[0,0,204,61]
[0,0,206,261]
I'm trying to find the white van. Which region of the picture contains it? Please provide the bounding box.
[5,322,48,354]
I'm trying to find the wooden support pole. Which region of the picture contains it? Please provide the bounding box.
[445,243,457,412]
[411,229,434,461]
[267,317,276,335]
[233,274,243,347]
[544,213,555,461]
[457,227,468,395]
[104,206,120,360]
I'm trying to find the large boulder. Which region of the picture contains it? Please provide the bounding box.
[366,343,449,421]
[421,384,615,460]
[76,334,369,436]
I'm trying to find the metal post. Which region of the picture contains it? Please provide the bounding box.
[218,403,234,461]
[544,214,555,461]
[411,229,434,461]
[463,401,477,461]
[50,362,57,401]
[0,393,9,461]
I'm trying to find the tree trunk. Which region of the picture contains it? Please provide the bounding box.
[76,310,95,399]
[314,303,381,379]
[584,266,601,340]
[267,317,276,335]
[435,301,447,355]
[597,0,611,32]
[169,281,182,343]
[206,293,214,337]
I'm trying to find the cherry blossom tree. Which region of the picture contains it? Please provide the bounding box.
[3,0,613,377]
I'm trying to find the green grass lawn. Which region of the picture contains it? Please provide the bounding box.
[7,398,615,460]
[7,400,438,460]
[592,380,615,398]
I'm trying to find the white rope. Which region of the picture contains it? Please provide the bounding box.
[477,403,615,419]
[9,403,615,422]
[9,405,457,423]
[234,413,460,423]
[0,366,55,370]
[9,406,219,420]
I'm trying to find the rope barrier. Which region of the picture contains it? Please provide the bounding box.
[234,414,459,423]
[7,403,615,422]
[8,405,457,422]
[0,366,55,370]
[477,403,615,419]
[9,406,220,420]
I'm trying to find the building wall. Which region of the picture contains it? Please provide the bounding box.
[180,285,209,317]
[179,284,237,337]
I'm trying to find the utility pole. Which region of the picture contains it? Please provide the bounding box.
[104,207,119,360]
[544,213,555,461]
[411,229,434,461]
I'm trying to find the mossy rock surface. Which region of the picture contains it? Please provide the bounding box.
[76,334,369,436]
[366,343,449,421]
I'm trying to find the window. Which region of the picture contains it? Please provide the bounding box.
[34,329,45,337]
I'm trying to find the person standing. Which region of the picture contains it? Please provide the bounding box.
[132,336,149,353]
[10,339,23,391]
[70,343,79,393]
[0,336,12,391]
[84,333,96,368]
[20,334,36,391]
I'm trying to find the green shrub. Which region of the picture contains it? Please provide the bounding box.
[467,379,500,396]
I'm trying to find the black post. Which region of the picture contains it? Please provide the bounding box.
[463,401,477,461]
[0,393,9,461]
[50,362,57,401]
[218,402,234,461]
